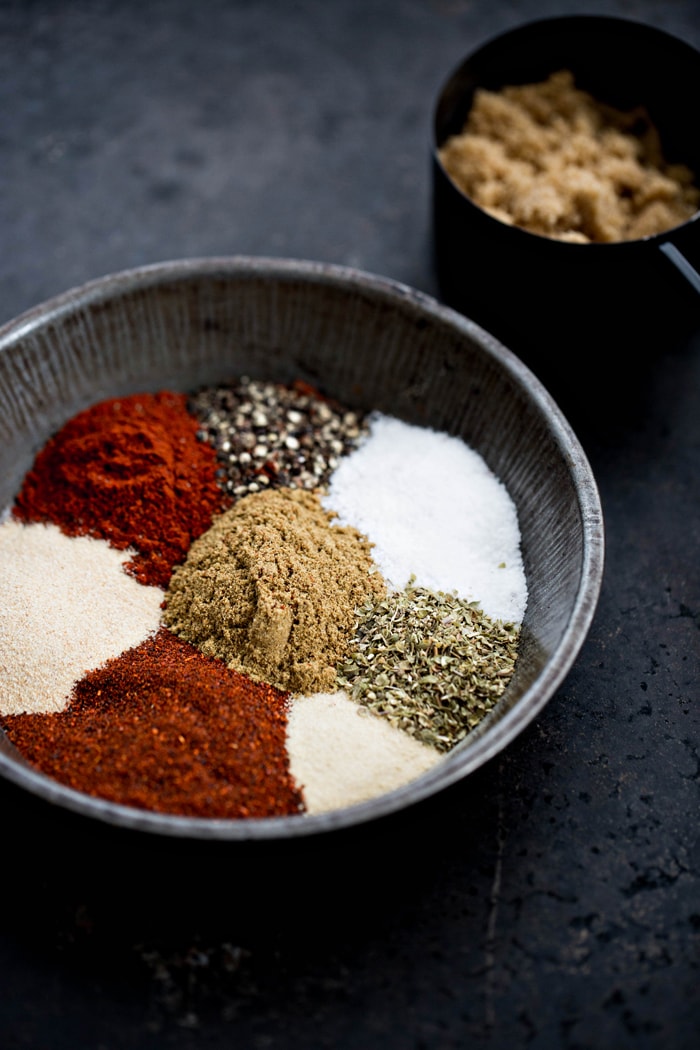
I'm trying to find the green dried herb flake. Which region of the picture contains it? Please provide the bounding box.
[337,578,520,753]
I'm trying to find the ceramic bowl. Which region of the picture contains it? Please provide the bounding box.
[0,257,604,841]
[432,15,700,390]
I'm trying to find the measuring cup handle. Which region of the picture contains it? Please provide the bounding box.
[660,241,700,295]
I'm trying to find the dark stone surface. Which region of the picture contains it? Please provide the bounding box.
[0,1,698,1047]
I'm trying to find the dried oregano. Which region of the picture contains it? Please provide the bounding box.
[337,579,520,752]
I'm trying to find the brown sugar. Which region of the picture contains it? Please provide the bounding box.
[438,70,699,243]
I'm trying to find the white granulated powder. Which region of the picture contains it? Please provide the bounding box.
[286,690,441,814]
[323,413,527,624]
[0,520,164,715]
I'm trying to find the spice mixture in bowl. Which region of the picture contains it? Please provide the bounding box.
[0,257,604,841]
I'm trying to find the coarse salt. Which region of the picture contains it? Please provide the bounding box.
[323,413,527,624]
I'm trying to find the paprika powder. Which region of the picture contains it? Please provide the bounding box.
[13,392,227,589]
[2,627,305,820]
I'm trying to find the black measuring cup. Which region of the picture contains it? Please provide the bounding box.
[432,15,700,400]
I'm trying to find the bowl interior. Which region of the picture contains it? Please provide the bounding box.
[0,258,604,840]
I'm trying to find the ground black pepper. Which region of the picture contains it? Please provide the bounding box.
[189,376,369,497]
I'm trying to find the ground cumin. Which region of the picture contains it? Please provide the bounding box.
[439,70,699,243]
[163,488,385,694]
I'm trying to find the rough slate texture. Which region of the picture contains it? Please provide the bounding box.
[0,1,698,1048]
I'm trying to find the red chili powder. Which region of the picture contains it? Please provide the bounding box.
[2,628,305,820]
[13,391,227,589]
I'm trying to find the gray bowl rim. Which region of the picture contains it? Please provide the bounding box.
[0,255,605,842]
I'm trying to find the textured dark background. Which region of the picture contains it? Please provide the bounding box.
[0,1,698,1048]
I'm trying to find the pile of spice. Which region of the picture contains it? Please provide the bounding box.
[189,375,369,496]
[286,691,441,814]
[13,391,226,588]
[0,377,528,819]
[323,412,526,623]
[439,70,699,243]
[163,487,385,694]
[0,520,162,715]
[338,581,520,753]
